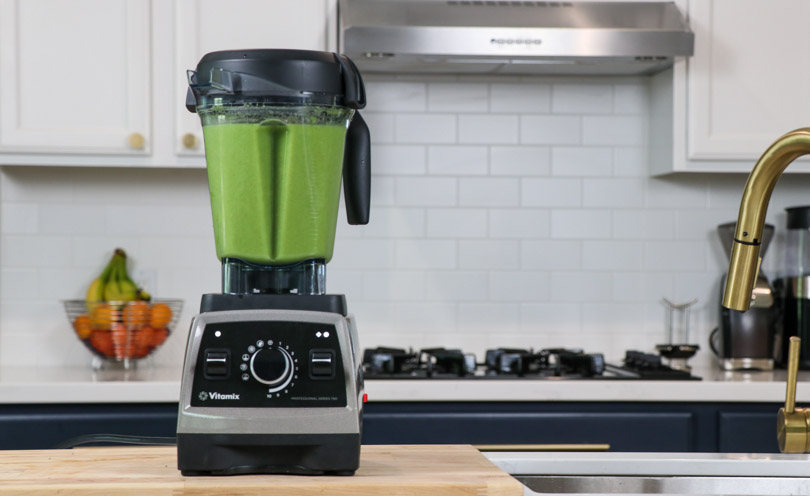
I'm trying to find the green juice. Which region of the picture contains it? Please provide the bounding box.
[203,122,347,266]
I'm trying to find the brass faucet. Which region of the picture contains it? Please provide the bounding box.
[722,128,810,453]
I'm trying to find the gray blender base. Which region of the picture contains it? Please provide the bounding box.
[177,433,360,475]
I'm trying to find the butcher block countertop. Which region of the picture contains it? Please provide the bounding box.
[0,444,524,495]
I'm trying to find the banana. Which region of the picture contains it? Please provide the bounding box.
[86,253,116,312]
[103,251,138,302]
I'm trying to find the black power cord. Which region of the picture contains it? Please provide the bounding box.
[53,434,177,449]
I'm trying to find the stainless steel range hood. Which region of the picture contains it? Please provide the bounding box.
[338,0,694,76]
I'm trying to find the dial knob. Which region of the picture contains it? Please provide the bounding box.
[250,347,294,392]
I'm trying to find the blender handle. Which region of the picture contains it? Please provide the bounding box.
[343,112,370,225]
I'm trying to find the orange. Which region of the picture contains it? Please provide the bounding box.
[73,314,92,340]
[89,330,114,357]
[90,303,115,330]
[149,303,172,328]
[123,301,150,330]
[150,327,169,348]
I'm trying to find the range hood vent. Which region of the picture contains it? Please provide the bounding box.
[339,0,694,76]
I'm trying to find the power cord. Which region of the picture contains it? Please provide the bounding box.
[53,434,177,449]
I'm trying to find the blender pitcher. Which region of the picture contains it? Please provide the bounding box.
[186,50,370,296]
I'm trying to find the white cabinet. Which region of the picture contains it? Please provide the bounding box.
[0,0,336,167]
[652,0,810,174]
[0,0,151,157]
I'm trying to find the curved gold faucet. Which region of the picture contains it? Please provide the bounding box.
[722,128,810,311]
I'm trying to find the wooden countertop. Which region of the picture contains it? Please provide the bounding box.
[0,444,524,495]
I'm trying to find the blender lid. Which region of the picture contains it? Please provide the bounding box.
[187,49,366,111]
[786,205,810,229]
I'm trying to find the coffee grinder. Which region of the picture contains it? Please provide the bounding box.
[176,50,370,475]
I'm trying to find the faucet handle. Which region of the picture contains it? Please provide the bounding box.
[778,336,810,453]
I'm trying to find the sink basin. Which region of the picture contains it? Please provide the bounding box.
[485,452,810,495]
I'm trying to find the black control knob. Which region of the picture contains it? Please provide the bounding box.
[250,347,293,391]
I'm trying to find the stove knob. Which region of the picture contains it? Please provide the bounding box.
[249,347,294,391]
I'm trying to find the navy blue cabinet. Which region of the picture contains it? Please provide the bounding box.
[0,402,783,452]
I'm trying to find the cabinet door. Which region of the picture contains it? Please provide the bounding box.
[0,0,151,155]
[687,0,810,160]
[174,0,333,157]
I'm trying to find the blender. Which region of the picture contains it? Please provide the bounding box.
[176,49,370,475]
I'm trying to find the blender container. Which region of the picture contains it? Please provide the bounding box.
[187,50,370,296]
[778,206,810,368]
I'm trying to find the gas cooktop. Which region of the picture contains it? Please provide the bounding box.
[362,347,701,381]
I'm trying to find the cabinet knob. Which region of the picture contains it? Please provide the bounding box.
[181,133,199,150]
[777,336,810,453]
[128,132,146,150]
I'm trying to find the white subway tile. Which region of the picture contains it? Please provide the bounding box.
[326,270,365,301]
[551,272,612,302]
[2,236,72,268]
[520,241,581,270]
[364,82,426,112]
[458,240,520,269]
[520,115,581,145]
[581,303,646,334]
[489,209,550,238]
[330,239,396,269]
[1,203,38,234]
[428,146,488,175]
[489,271,551,301]
[459,114,519,144]
[673,272,718,311]
[646,177,708,208]
[363,112,395,144]
[392,302,458,333]
[676,209,735,241]
[0,168,73,203]
[644,241,706,271]
[490,146,551,176]
[395,114,456,144]
[457,302,520,332]
[137,237,213,270]
[72,169,209,206]
[614,84,648,115]
[427,208,488,238]
[345,302,395,334]
[395,177,457,206]
[582,241,644,270]
[583,178,645,207]
[372,145,427,175]
[357,207,426,238]
[0,301,63,336]
[706,175,752,209]
[491,83,551,113]
[106,206,212,237]
[39,204,107,235]
[614,147,647,177]
[1,268,39,299]
[363,271,426,301]
[582,116,645,146]
[459,178,520,207]
[425,271,489,301]
[521,178,581,207]
[552,84,613,114]
[36,268,89,299]
[613,210,676,240]
[395,240,457,269]
[427,82,488,112]
[520,302,581,333]
[70,237,144,268]
[612,272,674,302]
[371,177,396,206]
[421,333,489,355]
[552,147,613,176]
[551,210,611,239]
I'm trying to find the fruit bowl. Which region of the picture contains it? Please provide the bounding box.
[63,299,183,369]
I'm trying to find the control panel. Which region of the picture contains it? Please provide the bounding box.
[190,320,347,408]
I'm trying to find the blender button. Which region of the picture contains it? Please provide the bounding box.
[242,354,250,361]
[257,340,264,348]
[248,345,256,353]
[323,331,330,338]
[240,363,248,372]
[241,373,249,381]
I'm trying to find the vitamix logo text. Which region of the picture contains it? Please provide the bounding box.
[198,391,240,401]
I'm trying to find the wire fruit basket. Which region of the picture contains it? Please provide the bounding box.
[63,299,183,370]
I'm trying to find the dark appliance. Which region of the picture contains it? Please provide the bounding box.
[775,206,810,369]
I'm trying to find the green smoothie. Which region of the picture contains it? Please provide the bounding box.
[203,121,348,266]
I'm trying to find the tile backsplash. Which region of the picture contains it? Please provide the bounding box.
[4,74,810,370]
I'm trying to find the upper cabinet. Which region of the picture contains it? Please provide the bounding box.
[0,0,336,167]
[652,0,810,174]
[0,0,151,157]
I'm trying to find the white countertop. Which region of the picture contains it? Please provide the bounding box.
[1,365,809,404]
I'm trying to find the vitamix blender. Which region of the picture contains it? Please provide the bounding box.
[177,50,369,476]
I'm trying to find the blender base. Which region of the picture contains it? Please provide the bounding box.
[177,432,360,476]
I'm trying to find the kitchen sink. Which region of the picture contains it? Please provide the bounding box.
[485,452,810,496]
